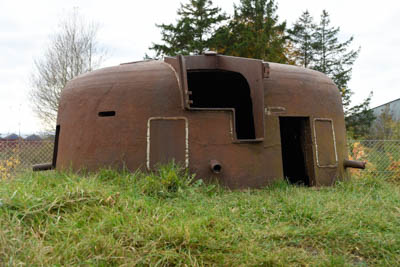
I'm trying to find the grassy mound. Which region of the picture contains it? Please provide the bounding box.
[1,165,399,266]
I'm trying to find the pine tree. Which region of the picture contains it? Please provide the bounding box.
[288,10,374,137]
[211,0,289,63]
[287,10,315,67]
[311,10,375,137]
[149,0,228,57]
[345,92,376,139]
[312,10,360,112]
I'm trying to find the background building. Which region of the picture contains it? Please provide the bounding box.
[371,98,400,121]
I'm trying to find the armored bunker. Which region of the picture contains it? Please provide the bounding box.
[45,53,363,188]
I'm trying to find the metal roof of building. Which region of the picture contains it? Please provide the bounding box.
[371,98,400,121]
[4,133,20,140]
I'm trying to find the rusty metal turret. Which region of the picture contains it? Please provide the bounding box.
[34,53,365,188]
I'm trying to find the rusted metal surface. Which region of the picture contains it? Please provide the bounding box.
[314,118,338,168]
[147,117,188,169]
[344,159,366,169]
[170,54,266,141]
[50,53,353,188]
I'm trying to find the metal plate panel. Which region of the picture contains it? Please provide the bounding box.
[147,117,188,169]
[314,118,338,167]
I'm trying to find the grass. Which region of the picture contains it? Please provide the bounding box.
[1,164,400,266]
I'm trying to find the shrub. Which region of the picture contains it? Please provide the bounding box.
[0,146,21,180]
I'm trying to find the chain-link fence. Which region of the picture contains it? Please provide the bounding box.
[0,140,54,179]
[0,139,399,179]
[347,140,400,179]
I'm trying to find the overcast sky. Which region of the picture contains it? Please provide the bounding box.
[1,0,399,135]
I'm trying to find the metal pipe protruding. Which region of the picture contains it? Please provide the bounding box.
[344,159,366,169]
[210,160,222,174]
[33,163,53,171]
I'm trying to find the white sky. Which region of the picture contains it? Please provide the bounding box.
[1,0,399,135]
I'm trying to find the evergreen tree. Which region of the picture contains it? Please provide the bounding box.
[345,92,376,139]
[311,10,374,137]
[211,0,289,63]
[287,10,315,67]
[149,0,228,57]
[288,10,374,137]
[312,10,360,112]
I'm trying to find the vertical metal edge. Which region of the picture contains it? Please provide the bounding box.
[258,61,266,140]
[178,55,190,109]
[162,61,185,109]
[262,62,270,78]
[184,118,189,168]
[52,125,60,169]
[146,119,151,170]
[313,118,338,168]
[331,120,339,163]
[306,117,316,186]
[214,56,265,140]
[313,119,320,167]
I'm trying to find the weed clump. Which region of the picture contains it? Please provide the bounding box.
[137,162,196,198]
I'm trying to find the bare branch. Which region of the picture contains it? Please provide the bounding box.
[30,10,107,131]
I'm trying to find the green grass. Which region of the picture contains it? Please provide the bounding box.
[1,164,400,266]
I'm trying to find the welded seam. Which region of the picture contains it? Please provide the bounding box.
[161,61,185,109]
